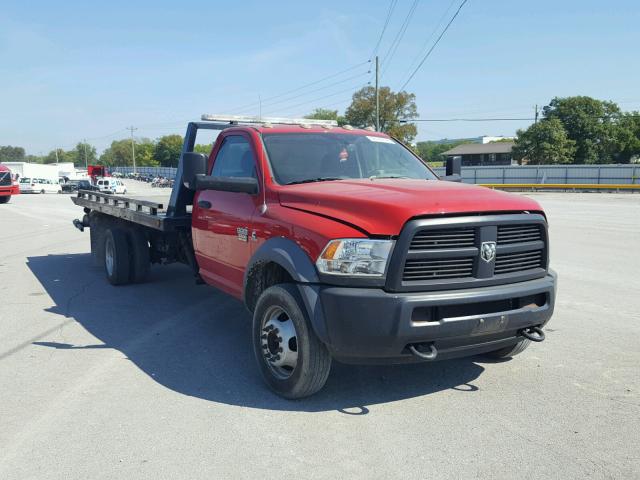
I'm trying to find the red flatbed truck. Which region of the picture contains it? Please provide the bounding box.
[0,164,20,204]
[71,115,557,398]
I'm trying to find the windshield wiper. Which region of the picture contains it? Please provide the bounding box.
[286,177,342,185]
[368,175,411,180]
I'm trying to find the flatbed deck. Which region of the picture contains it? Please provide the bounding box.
[72,190,191,231]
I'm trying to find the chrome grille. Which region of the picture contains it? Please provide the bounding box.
[394,215,548,291]
[409,228,475,250]
[403,258,474,280]
[495,250,544,274]
[497,224,542,244]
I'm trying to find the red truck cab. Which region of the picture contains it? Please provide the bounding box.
[186,121,556,397]
[0,164,20,204]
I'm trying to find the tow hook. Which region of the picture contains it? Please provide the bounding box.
[72,215,90,233]
[408,342,438,361]
[72,219,84,232]
[519,326,545,342]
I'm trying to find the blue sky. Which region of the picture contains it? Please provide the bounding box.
[1,0,639,154]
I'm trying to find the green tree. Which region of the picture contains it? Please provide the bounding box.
[542,96,621,164]
[344,86,418,144]
[135,139,160,167]
[305,108,346,126]
[0,145,26,162]
[512,118,576,165]
[615,111,640,163]
[73,142,98,167]
[43,148,74,164]
[194,144,212,156]
[153,135,183,167]
[100,139,134,167]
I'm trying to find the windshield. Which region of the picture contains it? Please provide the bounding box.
[262,133,437,185]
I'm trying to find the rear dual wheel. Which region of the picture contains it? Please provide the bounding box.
[103,226,150,285]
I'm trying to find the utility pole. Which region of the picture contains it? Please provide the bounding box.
[534,104,539,124]
[55,148,59,166]
[127,126,138,174]
[375,55,380,132]
[83,138,88,168]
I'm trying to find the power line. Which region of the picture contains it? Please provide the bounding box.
[404,114,640,122]
[399,0,469,91]
[267,82,370,116]
[380,0,420,79]
[233,70,370,114]
[405,117,534,122]
[400,0,457,87]
[227,60,370,113]
[370,0,397,60]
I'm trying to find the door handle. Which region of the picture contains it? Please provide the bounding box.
[197,200,212,209]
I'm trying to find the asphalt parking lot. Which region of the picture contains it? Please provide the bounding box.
[1,188,639,479]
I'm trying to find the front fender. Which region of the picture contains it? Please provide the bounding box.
[244,237,330,345]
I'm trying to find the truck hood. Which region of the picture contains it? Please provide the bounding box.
[278,179,543,235]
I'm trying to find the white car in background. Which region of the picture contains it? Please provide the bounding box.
[19,177,62,194]
[96,178,127,195]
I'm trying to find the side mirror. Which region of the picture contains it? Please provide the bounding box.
[182,152,208,190]
[195,175,259,195]
[443,156,462,182]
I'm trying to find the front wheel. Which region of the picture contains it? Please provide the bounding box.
[0,195,9,204]
[252,284,331,399]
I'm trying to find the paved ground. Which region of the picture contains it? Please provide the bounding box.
[1,187,639,479]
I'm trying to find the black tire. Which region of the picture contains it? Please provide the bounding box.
[252,284,331,399]
[485,338,531,359]
[127,227,150,283]
[0,195,9,204]
[103,228,131,286]
[40,189,45,194]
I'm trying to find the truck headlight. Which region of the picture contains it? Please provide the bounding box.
[316,239,394,277]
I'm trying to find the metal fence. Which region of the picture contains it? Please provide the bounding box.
[112,164,639,185]
[111,166,178,178]
[432,164,639,184]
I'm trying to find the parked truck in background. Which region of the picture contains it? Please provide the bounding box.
[71,115,557,398]
[0,164,20,204]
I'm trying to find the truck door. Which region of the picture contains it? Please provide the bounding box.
[192,133,260,298]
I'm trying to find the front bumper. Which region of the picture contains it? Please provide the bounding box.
[309,271,557,364]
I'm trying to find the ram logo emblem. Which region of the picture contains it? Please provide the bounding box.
[480,241,496,262]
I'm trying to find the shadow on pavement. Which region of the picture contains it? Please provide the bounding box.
[27,253,485,413]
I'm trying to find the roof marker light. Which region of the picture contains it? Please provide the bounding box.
[201,114,338,127]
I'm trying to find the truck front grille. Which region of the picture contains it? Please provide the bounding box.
[409,228,475,250]
[495,249,544,274]
[497,224,542,244]
[389,215,548,292]
[403,258,474,280]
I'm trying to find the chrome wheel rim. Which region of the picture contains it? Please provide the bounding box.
[105,237,115,277]
[260,305,298,379]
